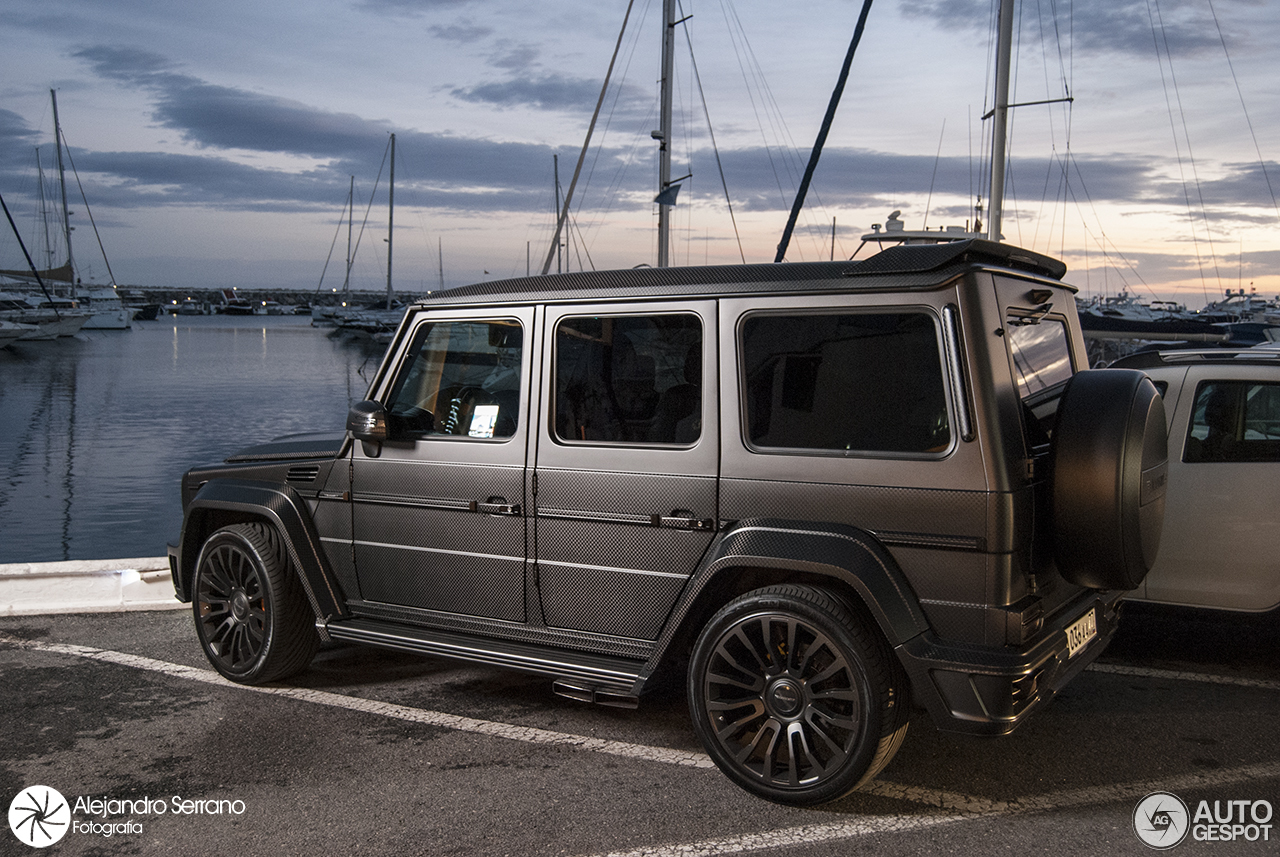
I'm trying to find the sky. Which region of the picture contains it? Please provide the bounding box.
[1,0,1277,306]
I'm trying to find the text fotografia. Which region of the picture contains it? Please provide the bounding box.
[73,795,247,817]
[73,820,142,838]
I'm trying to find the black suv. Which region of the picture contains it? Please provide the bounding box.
[169,240,1168,805]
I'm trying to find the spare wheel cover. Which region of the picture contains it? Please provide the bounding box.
[1050,368,1168,590]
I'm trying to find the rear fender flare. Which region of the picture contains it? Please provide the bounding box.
[178,478,347,621]
[642,519,931,686]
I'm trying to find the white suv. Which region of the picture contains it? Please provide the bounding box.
[1111,348,1280,612]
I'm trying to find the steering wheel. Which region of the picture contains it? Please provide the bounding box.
[440,386,486,435]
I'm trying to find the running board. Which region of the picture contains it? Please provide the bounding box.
[321,617,646,692]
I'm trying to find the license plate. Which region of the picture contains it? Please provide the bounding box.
[1066,609,1097,658]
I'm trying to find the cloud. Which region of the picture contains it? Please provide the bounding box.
[487,41,540,71]
[0,109,43,150]
[1183,160,1280,210]
[75,46,388,158]
[452,74,602,111]
[429,18,494,43]
[899,0,1232,58]
[710,146,1159,211]
[42,41,1278,225]
[358,0,477,16]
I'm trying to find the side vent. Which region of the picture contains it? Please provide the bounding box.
[286,464,321,484]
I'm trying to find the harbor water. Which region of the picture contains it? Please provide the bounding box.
[0,314,385,564]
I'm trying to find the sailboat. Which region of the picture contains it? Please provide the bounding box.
[1,90,120,333]
[327,134,409,339]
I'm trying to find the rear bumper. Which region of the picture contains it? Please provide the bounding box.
[896,589,1123,736]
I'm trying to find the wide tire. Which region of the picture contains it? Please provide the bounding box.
[193,523,320,684]
[688,585,909,806]
[1051,369,1168,591]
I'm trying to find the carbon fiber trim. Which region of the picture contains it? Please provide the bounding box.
[180,479,348,619]
[225,448,342,463]
[351,456,527,621]
[540,563,688,640]
[720,478,989,545]
[223,433,345,463]
[897,589,1123,735]
[637,519,932,695]
[286,464,321,483]
[422,241,1067,308]
[355,540,525,622]
[348,600,656,660]
[871,531,984,551]
[917,600,987,642]
[533,468,714,638]
[353,492,476,512]
[324,617,647,685]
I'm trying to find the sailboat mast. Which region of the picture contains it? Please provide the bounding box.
[986,0,1015,242]
[386,133,395,311]
[656,0,675,267]
[554,153,562,273]
[343,175,353,301]
[50,89,75,293]
[36,149,54,271]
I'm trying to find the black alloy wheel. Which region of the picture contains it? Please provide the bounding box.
[688,585,909,806]
[193,523,318,684]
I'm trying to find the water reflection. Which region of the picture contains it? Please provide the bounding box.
[0,316,383,563]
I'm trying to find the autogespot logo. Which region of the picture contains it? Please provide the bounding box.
[8,786,70,848]
[1134,791,1191,850]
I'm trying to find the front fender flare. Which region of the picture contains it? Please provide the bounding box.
[176,478,347,621]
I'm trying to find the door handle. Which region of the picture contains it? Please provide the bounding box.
[473,498,522,515]
[651,510,715,531]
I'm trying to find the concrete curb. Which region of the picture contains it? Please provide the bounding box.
[0,557,185,616]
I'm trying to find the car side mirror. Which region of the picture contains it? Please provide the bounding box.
[347,400,388,457]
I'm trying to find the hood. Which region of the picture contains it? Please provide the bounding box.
[223,431,346,463]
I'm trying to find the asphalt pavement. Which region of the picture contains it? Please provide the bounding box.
[2,603,1278,856]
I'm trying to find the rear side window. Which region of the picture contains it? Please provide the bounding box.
[1184,380,1280,463]
[1007,319,1073,401]
[741,311,951,455]
[554,313,702,444]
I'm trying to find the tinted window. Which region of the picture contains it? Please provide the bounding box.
[554,313,702,444]
[1184,380,1280,463]
[1007,319,1073,400]
[741,311,950,454]
[384,319,523,439]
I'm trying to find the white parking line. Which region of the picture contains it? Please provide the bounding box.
[5,630,1280,857]
[587,813,966,857]
[0,634,715,770]
[1088,661,1280,692]
[586,760,1280,857]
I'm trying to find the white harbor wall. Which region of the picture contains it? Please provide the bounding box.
[0,557,182,616]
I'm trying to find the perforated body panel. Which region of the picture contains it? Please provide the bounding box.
[352,458,527,620]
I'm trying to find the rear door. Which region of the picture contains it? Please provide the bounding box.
[532,301,718,640]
